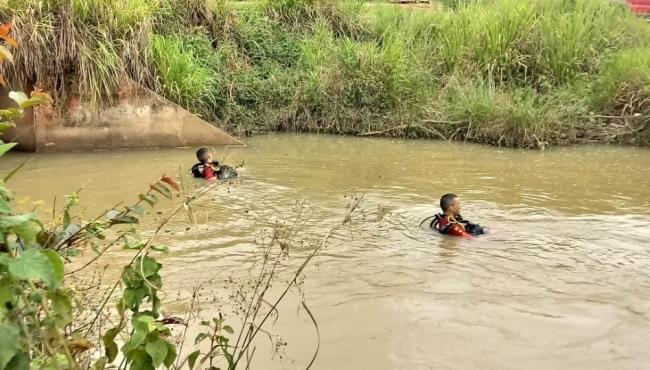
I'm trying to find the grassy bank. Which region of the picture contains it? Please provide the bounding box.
[2,0,650,148]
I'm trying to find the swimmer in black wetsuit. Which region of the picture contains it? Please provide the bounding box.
[428,194,485,237]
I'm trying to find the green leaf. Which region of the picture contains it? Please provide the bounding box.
[151,295,161,317]
[5,352,29,370]
[116,298,126,316]
[122,266,143,288]
[122,288,134,310]
[129,350,154,370]
[123,287,146,310]
[110,215,139,225]
[19,96,48,110]
[148,274,162,288]
[0,324,20,370]
[41,250,64,287]
[64,193,79,209]
[163,342,177,368]
[0,280,15,314]
[150,183,172,200]
[138,193,157,207]
[48,291,72,326]
[150,245,169,253]
[8,248,57,288]
[123,315,155,354]
[63,212,71,229]
[8,91,27,108]
[144,336,168,368]
[0,122,14,132]
[0,109,20,119]
[30,92,52,104]
[223,325,234,335]
[194,332,209,345]
[0,143,16,156]
[128,205,146,216]
[187,350,200,370]
[123,240,145,251]
[0,198,10,214]
[0,212,41,247]
[102,328,119,362]
[137,256,160,278]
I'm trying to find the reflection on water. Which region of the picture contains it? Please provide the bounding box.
[2,134,650,370]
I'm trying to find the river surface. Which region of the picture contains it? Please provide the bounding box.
[3,134,650,370]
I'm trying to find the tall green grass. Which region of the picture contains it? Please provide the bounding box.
[374,0,650,88]
[2,0,650,147]
[590,48,650,116]
[150,35,221,116]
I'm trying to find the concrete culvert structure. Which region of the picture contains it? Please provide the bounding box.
[1,82,243,152]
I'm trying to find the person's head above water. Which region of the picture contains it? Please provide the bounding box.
[440,193,461,216]
[196,147,212,164]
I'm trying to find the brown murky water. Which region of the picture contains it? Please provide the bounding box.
[3,134,650,370]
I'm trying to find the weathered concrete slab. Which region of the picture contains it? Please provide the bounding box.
[2,82,242,152]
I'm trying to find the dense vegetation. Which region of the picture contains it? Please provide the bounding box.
[1,0,650,147]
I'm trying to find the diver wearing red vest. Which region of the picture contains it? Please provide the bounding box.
[191,147,238,181]
[430,193,485,237]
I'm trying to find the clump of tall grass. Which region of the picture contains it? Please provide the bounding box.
[262,0,365,36]
[438,77,572,148]
[158,0,221,35]
[292,23,427,133]
[235,9,301,67]
[150,34,221,117]
[0,0,220,106]
[0,0,153,105]
[590,48,650,116]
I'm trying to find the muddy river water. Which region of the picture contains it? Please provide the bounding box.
[3,134,650,370]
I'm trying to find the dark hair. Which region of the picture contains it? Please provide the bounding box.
[440,193,457,212]
[196,147,210,164]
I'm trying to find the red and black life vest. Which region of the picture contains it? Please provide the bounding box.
[431,214,484,237]
[190,162,238,181]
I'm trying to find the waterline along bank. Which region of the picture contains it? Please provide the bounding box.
[2,0,650,149]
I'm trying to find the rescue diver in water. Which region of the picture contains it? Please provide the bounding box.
[428,193,485,237]
[191,147,238,181]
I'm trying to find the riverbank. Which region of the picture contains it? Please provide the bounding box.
[2,0,650,148]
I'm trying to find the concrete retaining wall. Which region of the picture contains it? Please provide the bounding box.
[2,83,242,152]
